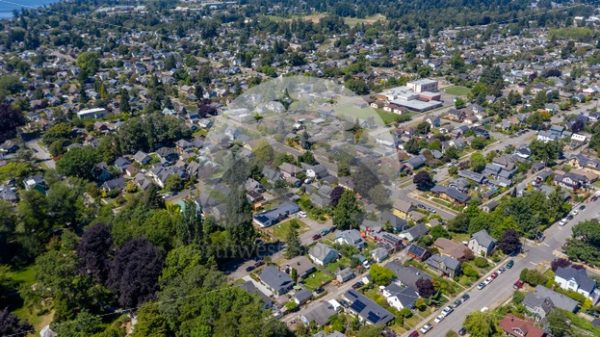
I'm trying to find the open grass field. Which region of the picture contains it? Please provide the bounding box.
[344,14,386,27]
[265,13,385,26]
[303,270,333,289]
[444,85,471,96]
[270,219,309,241]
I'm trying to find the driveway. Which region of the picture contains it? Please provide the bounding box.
[409,196,600,337]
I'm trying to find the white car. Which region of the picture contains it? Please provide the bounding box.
[434,314,445,323]
[559,218,568,226]
[298,211,307,218]
[442,306,454,315]
[420,324,433,334]
[571,209,579,216]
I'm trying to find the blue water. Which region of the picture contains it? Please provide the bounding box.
[0,0,61,19]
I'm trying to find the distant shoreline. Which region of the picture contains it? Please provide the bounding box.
[0,0,61,19]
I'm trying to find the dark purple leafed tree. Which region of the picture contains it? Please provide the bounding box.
[77,223,113,283]
[0,308,32,336]
[551,258,572,272]
[107,238,164,308]
[416,278,435,298]
[498,229,521,255]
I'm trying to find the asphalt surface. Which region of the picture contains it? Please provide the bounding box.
[411,195,600,337]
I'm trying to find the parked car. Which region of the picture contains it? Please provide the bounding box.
[559,218,568,226]
[452,299,462,308]
[458,327,467,336]
[513,279,524,289]
[477,282,486,290]
[506,260,514,269]
[312,234,321,240]
[420,324,432,334]
[434,314,445,323]
[571,209,579,216]
[408,331,419,337]
[351,281,364,289]
[298,211,307,218]
[592,195,598,202]
[491,272,498,279]
[567,214,574,220]
[245,265,255,272]
[579,204,586,210]
[462,294,470,301]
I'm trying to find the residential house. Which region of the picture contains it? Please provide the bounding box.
[341,289,394,325]
[407,244,431,262]
[279,162,302,181]
[382,283,419,310]
[101,177,125,194]
[434,238,472,261]
[425,254,461,278]
[253,202,300,228]
[554,266,598,301]
[302,163,329,179]
[499,314,546,337]
[308,243,338,266]
[133,150,152,165]
[293,289,312,305]
[381,211,409,232]
[335,230,365,249]
[113,157,131,173]
[468,230,496,257]
[401,155,426,174]
[371,247,389,263]
[385,261,431,292]
[239,280,273,308]
[156,147,179,164]
[523,285,579,318]
[284,256,316,280]
[23,175,46,192]
[336,268,355,283]
[398,224,429,242]
[458,170,486,184]
[392,199,413,220]
[259,266,294,295]
[569,154,600,176]
[430,185,470,205]
[553,171,587,191]
[301,302,338,326]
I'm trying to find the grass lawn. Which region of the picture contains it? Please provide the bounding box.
[376,109,413,125]
[270,219,309,241]
[303,270,333,289]
[344,14,386,27]
[451,233,471,243]
[325,257,352,274]
[444,85,471,96]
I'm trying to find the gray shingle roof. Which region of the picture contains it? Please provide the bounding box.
[524,285,579,313]
[555,266,596,294]
[385,261,431,291]
[472,230,496,249]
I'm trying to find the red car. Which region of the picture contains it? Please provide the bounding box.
[513,279,524,289]
[490,272,498,279]
[408,331,419,337]
[312,234,322,240]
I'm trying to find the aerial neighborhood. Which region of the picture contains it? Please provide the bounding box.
[2,1,600,337]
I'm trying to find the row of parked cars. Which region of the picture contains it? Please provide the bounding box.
[476,259,513,290]
[415,259,515,336]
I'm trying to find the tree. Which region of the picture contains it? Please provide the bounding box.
[0,104,25,143]
[76,51,100,77]
[52,311,104,337]
[298,151,317,165]
[416,278,435,298]
[285,221,304,258]
[163,174,184,192]
[464,311,497,337]
[369,264,395,286]
[56,146,100,180]
[108,238,164,308]
[546,309,571,337]
[252,140,274,167]
[551,258,573,272]
[176,200,203,246]
[430,225,450,240]
[416,122,431,135]
[0,308,32,336]
[498,229,521,255]
[413,171,434,191]
[529,140,561,165]
[454,98,466,109]
[119,89,130,113]
[520,268,548,286]
[330,186,345,207]
[332,190,361,230]
[77,223,113,283]
[470,152,487,173]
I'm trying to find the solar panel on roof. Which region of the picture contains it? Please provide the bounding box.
[350,301,366,313]
[347,290,358,298]
[367,311,381,323]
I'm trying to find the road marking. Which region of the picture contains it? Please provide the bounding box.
[529,262,538,266]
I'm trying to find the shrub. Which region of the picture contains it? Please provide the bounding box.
[473,257,489,268]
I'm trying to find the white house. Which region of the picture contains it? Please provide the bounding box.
[308,243,338,266]
[554,266,598,301]
[382,283,419,310]
[77,107,107,120]
[467,230,496,256]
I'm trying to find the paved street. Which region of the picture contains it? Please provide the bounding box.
[410,195,600,337]
[24,139,56,169]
